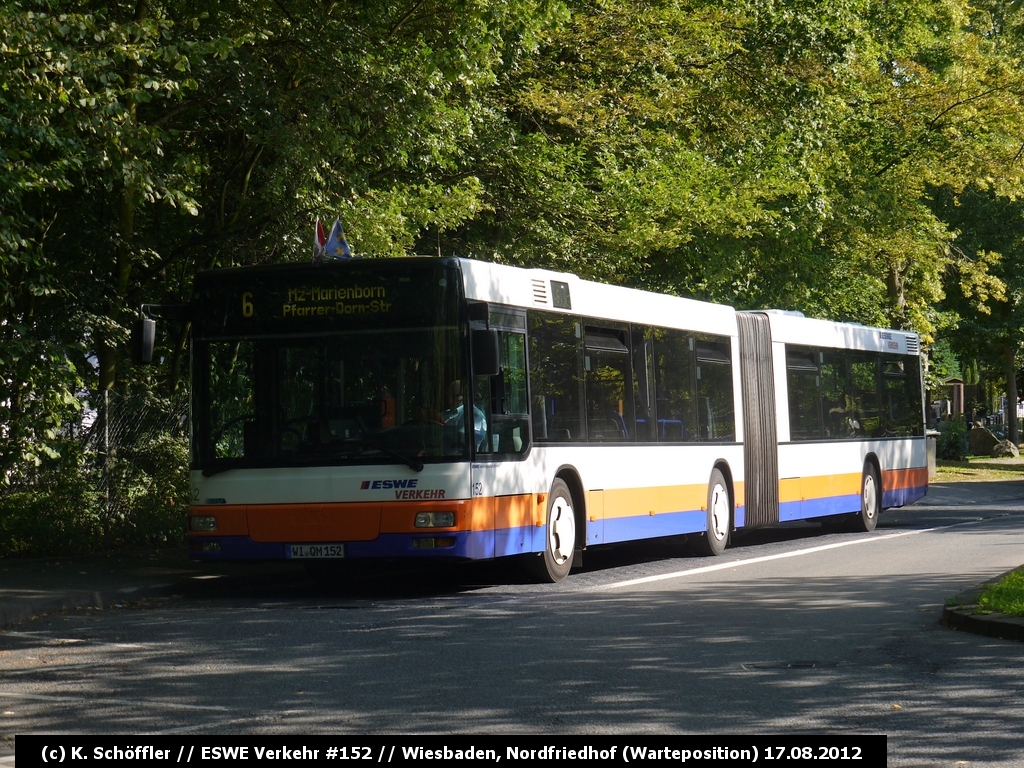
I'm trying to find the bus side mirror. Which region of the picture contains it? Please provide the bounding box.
[131,317,156,364]
[472,329,501,377]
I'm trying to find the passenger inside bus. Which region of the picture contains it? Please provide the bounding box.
[442,379,488,450]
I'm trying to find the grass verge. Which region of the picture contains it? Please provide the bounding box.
[936,457,1024,482]
[976,569,1024,617]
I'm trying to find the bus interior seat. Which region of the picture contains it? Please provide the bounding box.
[658,419,684,441]
[589,417,625,440]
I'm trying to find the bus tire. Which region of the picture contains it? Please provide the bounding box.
[531,478,576,582]
[698,468,731,557]
[856,463,880,533]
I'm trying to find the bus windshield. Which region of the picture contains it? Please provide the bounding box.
[191,260,467,471]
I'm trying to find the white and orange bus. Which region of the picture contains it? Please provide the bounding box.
[178,257,927,581]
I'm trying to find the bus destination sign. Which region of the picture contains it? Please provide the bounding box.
[278,284,392,318]
[192,260,458,337]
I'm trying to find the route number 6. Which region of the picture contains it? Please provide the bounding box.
[242,292,254,317]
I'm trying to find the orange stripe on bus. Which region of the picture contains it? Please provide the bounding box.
[779,474,861,504]
[493,494,545,530]
[246,503,382,543]
[383,495,541,534]
[882,467,928,491]
[197,469,910,543]
[188,496,548,541]
[603,484,708,520]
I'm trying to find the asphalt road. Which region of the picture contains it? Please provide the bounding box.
[2,482,1024,766]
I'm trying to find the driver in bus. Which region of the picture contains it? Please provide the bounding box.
[442,379,488,450]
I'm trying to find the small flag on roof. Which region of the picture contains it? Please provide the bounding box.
[312,217,328,264]
[324,217,352,260]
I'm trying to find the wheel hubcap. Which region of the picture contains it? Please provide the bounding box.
[863,474,877,519]
[710,483,729,540]
[549,495,576,564]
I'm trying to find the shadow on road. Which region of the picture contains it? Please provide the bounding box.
[4,568,1023,766]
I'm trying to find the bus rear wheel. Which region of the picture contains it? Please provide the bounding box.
[530,478,576,583]
[855,464,880,533]
[697,468,731,556]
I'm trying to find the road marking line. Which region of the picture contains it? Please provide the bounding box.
[157,718,255,735]
[594,518,994,590]
[0,691,228,712]
[1,662,119,676]
[155,710,307,735]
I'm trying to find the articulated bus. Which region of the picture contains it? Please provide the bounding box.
[181,257,927,581]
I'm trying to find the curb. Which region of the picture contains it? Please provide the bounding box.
[0,582,177,630]
[941,568,1024,642]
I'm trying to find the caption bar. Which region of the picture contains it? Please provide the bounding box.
[17,736,885,768]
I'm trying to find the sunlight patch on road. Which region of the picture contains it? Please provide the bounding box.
[594,520,986,591]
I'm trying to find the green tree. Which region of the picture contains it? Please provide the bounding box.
[934,185,1024,442]
[443,0,1024,343]
[1,0,212,472]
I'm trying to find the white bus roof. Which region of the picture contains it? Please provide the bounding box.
[458,258,737,336]
[761,310,920,356]
[457,258,920,355]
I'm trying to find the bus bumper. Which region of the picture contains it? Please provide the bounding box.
[188,530,515,562]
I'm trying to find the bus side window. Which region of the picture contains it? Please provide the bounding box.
[584,325,633,442]
[477,331,530,455]
[631,326,657,442]
[880,353,923,437]
[529,311,584,442]
[695,337,735,441]
[850,352,880,437]
[819,349,848,438]
[653,328,697,442]
[905,355,924,436]
[786,346,823,441]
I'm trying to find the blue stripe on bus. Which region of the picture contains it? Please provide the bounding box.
[190,485,929,564]
[190,537,285,560]
[883,485,927,508]
[190,532,496,562]
[780,494,862,521]
[603,509,708,543]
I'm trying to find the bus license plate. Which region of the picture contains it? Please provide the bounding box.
[289,544,345,559]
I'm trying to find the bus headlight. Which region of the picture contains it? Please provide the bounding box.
[414,511,455,528]
[189,516,218,532]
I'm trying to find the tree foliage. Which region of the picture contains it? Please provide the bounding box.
[4,0,1024,546]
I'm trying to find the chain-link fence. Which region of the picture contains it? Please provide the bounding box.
[88,390,190,528]
[0,390,190,557]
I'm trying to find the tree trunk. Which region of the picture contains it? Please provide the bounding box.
[1005,345,1019,446]
[98,0,147,391]
[886,260,905,330]
[170,321,191,393]
[97,187,136,392]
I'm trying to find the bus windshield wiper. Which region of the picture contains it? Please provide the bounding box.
[352,439,424,472]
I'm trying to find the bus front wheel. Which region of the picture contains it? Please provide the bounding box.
[856,464,880,533]
[531,478,576,583]
[698,468,731,557]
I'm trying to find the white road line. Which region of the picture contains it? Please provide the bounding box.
[594,518,995,590]
[0,631,165,651]
[155,717,262,735]
[2,662,120,676]
[0,692,228,712]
